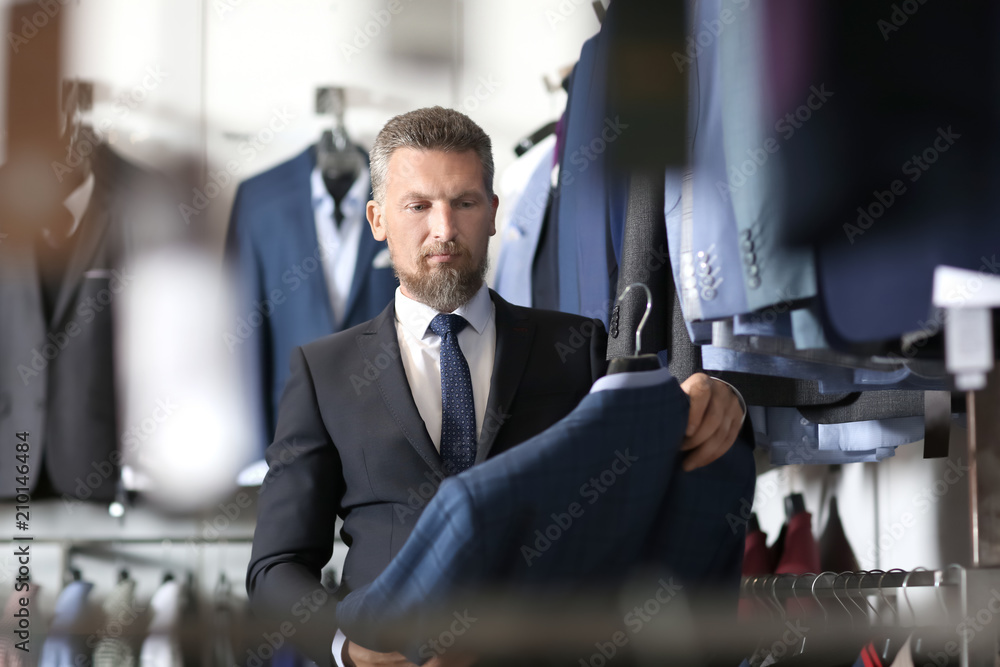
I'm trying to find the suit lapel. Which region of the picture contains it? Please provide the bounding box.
[50,172,112,329]
[342,227,379,326]
[296,147,336,333]
[357,301,445,476]
[476,290,535,462]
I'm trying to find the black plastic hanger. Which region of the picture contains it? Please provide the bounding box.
[607,282,662,374]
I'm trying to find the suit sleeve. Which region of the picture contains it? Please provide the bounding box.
[246,346,344,666]
[336,477,482,663]
[224,184,271,459]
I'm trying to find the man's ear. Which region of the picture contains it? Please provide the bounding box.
[488,193,499,237]
[367,200,387,241]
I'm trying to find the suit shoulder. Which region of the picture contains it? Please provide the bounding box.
[513,304,603,332]
[235,146,314,203]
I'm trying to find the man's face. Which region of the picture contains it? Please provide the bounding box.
[367,148,498,312]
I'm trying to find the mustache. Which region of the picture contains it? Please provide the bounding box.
[421,241,467,258]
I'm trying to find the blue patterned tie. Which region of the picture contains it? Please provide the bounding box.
[430,313,477,475]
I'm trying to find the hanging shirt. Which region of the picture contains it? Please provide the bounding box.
[311,165,369,328]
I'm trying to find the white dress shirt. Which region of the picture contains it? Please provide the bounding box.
[312,165,369,328]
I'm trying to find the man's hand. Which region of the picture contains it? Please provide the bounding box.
[345,641,419,667]
[345,641,477,667]
[679,373,744,471]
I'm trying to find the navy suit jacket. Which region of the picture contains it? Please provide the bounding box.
[336,371,755,662]
[225,145,398,456]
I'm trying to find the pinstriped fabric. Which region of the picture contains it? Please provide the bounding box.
[429,314,477,475]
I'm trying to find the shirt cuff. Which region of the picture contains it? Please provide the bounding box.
[708,376,747,426]
[333,629,348,667]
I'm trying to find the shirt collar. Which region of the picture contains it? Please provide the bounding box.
[63,171,95,237]
[395,282,493,341]
[310,164,371,220]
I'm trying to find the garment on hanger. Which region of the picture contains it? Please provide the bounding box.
[94,577,139,667]
[225,145,399,461]
[139,579,183,667]
[494,136,556,308]
[40,580,94,667]
[748,406,921,465]
[337,367,754,660]
[0,143,150,500]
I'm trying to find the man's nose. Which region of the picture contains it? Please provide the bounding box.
[429,204,458,240]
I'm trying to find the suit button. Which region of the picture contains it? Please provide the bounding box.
[742,252,757,266]
[747,276,761,289]
[697,262,711,276]
[741,229,752,240]
[701,287,717,301]
[702,275,716,288]
[740,239,755,252]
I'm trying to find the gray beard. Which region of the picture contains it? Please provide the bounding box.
[395,251,489,313]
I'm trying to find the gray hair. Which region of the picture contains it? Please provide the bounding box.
[369,106,494,205]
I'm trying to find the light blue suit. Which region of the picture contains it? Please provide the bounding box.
[494,143,556,307]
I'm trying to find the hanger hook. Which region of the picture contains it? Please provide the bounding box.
[770,575,786,619]
[879,568,905,622]
[901,567,928,625]
[842,571,870,621]
[812,571,838,623]
[791,573,811,617]
[945,564,967,628]
[832,572,855,628]
[860,570,883,623]
[615,283,652,355]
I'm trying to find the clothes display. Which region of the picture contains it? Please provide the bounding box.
[5,2,999,666]
[225,145,399,459]
[0,144,151,500]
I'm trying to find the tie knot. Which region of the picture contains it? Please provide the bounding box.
[429,313,469,338]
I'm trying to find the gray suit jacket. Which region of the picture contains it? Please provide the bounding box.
[0,145,143,500]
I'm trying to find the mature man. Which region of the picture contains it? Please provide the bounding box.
[246,107,744,667]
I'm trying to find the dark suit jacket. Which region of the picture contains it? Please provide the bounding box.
[0,144,144,500]
[246,290,608,664]
[225,145,398,457]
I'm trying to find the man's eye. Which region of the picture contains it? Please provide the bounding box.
[409,204,426,212]
[458,201,475,208]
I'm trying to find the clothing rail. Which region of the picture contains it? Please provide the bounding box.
[741,567,964,601]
